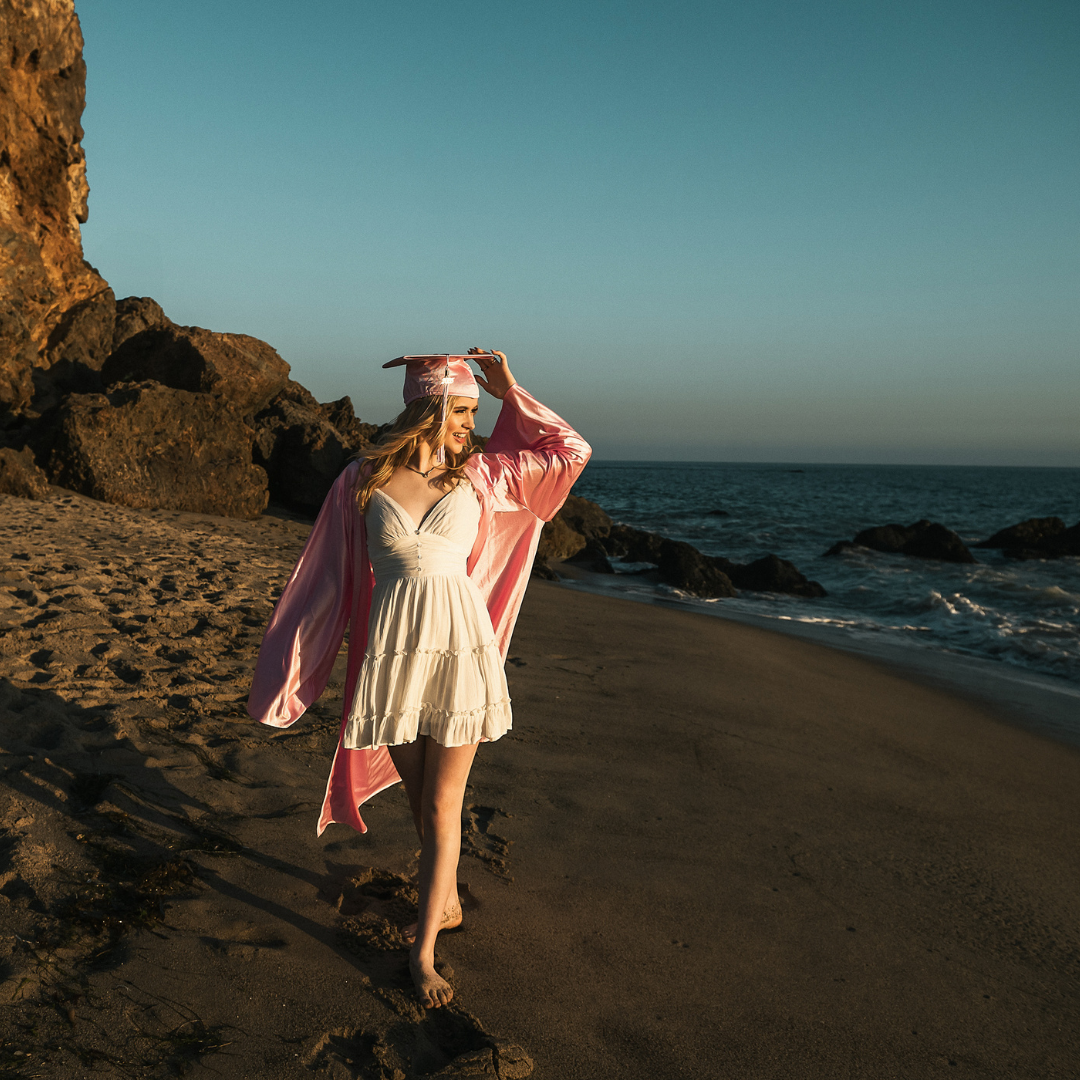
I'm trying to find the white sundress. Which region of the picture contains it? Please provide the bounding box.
[342,480,513,750]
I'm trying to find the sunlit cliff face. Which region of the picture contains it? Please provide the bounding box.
[0,0,109,411]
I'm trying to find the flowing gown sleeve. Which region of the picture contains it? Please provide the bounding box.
[247,463,361,727]
[470,384,593,517]
[247,461,401,835]
[466,385,592,658]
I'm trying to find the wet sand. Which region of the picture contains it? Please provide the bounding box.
[1,491,1078,1078]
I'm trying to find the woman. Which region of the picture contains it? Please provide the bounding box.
[248,349,590,1008]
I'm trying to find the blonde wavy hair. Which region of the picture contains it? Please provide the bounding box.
[354,395,480,513]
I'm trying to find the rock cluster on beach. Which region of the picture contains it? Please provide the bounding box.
[536,495,827,599]
[538,505,1080,602]
[0,3,377,519]
[0,446,49,500]
[976,516,1080,560]
[825,516,1080,565]
[1,284,379,516]
[252,379,377,516]
[825,520,976,563]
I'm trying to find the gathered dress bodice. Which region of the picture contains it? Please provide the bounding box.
[365,482,480,581]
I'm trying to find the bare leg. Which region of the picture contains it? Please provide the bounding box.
[407,737,479,1008]
[389,739,465,945]
[388,739,427,842]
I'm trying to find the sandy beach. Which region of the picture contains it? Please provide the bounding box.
[1,491,1078,1078]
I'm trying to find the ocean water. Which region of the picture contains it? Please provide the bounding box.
[570,462,1080,692]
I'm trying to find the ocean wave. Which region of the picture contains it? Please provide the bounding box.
[1025,584,1080,604]
[575,460,1080,688]
[772,613,933,633]
[919,591,991,618]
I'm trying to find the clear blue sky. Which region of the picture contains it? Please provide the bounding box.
[77,0,1079,464]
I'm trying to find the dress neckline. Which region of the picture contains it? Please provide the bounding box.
[375,486,456,532]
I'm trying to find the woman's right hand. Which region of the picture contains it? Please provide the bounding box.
[470,347,517,399]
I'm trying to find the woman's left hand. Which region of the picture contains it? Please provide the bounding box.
[470,347,517,399]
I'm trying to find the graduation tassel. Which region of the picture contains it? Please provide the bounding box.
[436,356,452,466]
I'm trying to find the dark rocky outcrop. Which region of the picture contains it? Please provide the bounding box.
[43,288,116,368]
[0,446,49,500]
[600,521,825,597]
[721,553,827,598]
[321,395,375,450]
[564,538,615,574]
[0,3,380,522]
[535,516,588,562]
[558,495,614,541]
[103,324,290,416]
[602,523,664,564]
[533,496,824,599]
[3,301,324,518]
[48,382,268,518]
[0,0,112,414]
[112,295,170,352]
[825,520,976,564]
[975,517,1080,560]
[252,382,377,514]
[535,494,611,564]
[535,494,614,573]
[655,539,737,598]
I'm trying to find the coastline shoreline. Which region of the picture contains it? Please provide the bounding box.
[553,558,1080,751]
[568,460,1080,698]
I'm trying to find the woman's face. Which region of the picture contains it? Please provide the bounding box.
[442,400,478,453]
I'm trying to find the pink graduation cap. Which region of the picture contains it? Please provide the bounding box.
[382,353,495,463]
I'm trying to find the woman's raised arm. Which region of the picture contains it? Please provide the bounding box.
[468,382,592,522]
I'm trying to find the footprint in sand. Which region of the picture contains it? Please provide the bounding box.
[308,1010,534,1077]
[461,805,513,878]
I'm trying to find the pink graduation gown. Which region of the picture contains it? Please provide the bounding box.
[246,385,591,834]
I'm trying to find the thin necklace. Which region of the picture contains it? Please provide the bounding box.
[405,462,444,479]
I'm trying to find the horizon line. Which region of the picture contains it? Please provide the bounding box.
[583,458,1080,470]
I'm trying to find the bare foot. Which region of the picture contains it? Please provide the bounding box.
[410,953,453,1009]
[401,899,462,946]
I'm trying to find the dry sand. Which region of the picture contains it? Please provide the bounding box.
[1,491,1078,1078]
